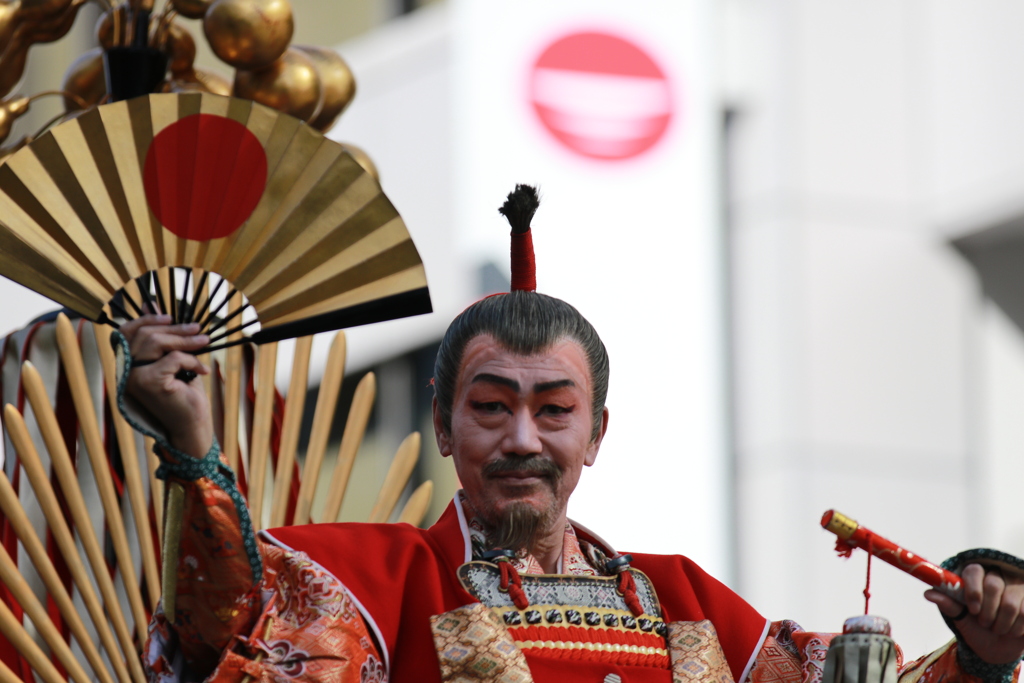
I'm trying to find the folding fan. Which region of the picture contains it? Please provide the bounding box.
[0,91,431,350]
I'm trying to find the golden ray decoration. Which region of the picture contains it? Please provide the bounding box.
[1,324,434,683]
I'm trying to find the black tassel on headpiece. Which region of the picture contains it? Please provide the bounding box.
[499,184,540,235]
[499,184,539,291]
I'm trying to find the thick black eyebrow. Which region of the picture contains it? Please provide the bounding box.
[534,379,575,393]
[469,375,574,394]
[471,373,520,391]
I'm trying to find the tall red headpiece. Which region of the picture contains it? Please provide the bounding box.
[499,184,540,292]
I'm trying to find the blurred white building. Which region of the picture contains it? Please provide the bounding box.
[724,1,1024,657]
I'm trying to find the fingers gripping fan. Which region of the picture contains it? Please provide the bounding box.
[0,92,432,349]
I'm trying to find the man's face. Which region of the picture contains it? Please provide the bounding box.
[433,334,608,534]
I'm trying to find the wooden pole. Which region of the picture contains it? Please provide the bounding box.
[0,542,97,683]
[320,372,375,523]
[247,341,278,530]
[397,480,434,527]
[221,291,245,472]
[222,345,243,472]
[0,653,24,683]
[269,336,312,528]
[367,432,421,524]
[53,314,148,643]
[0,595,67,683]
[20,363,149,669]
[5,402,146,683]
[293,331,346,525]
[147,438,164,547]
[0,467,129,683]
[92,321,161,612]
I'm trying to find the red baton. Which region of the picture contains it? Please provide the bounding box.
[821,510,964,603]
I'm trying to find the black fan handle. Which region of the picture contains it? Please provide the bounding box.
[110,333,199,384]
[103,289,198,383]
[175,369,198,383]
[123,358,198,383]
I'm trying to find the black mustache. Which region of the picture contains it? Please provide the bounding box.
[483,458,560,480]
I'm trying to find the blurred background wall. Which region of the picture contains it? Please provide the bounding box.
[723,1,1024,657]
[5,0,1024,661]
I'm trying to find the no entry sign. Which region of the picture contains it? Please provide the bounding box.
[529,31,675,161]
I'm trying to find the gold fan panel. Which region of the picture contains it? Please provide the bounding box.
[0,92,429,331]
[267,265,428,327]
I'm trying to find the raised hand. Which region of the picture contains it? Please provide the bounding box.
[926,563,1024,665]
[121,314,213,459]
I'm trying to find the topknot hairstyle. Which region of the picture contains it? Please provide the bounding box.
[432,185,609,440]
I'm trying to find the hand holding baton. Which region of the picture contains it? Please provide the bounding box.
[821,509,964,604]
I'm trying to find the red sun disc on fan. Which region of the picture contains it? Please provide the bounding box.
[144,114,267,241]
[529,31,675,161]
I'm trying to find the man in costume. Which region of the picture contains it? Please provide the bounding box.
[120,187,1024,683]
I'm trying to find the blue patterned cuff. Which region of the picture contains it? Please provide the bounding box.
[940,549,1024,683]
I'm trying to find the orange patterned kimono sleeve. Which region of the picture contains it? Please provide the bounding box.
[900,641,1021,683]
[746,620,842,683]
[144,473,381,683]
[151,473,264,675]
[201,543,383,683]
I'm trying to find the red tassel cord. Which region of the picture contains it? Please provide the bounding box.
[618,570,645,617]
[863,534,873,615]
[833,531,873,614]
[510,230,536,292]
[499,560,529,610]
[499,184,540,293]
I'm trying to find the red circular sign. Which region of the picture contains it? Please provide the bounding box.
[144,114,267,241]
[529,32,674,161]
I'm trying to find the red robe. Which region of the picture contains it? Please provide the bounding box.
[266,499,770,683]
